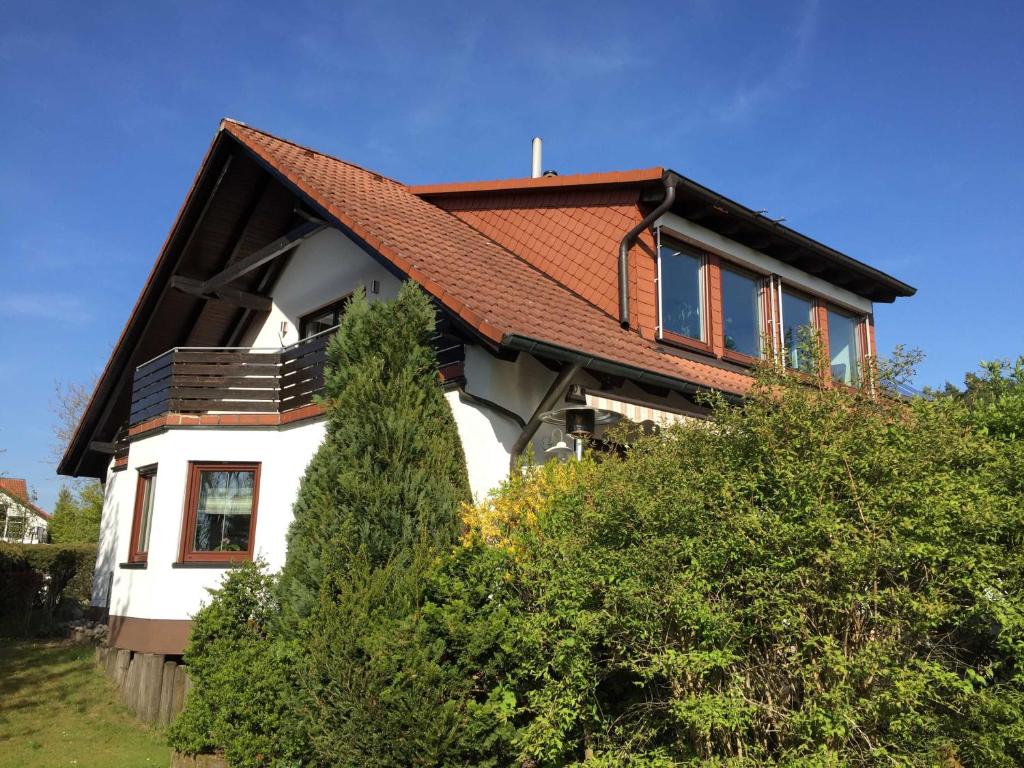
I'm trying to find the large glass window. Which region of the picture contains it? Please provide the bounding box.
[721,266,763,358]
[827,309,861,385]
[181,463,259,562]
[659,244,704,342]
[781,290,816,372]
[128,467,156,563]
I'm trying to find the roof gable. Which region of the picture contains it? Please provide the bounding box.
[0,481,49,520]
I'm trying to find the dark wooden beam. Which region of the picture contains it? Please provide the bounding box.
[637,381,671,398]
[88,441,116,455]
[743,231,776,250]
[171,276,272,311]
[200,220,324,293]
[713,217,742,236]
[796,258,828,275]
[180,174,271,346]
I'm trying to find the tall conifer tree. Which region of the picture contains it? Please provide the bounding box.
[278,282,471,624]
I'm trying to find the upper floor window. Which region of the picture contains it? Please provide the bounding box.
[780,289,816,373]
[299,295,351,339]
[128,466,156,563]
[180,462,260,563]
[827,308,861,385]
[658,243,705,344]
[720,265,765,359]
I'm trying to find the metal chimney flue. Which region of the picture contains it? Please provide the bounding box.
[531,137,542,179]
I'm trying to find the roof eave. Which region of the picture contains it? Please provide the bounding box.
[58,126,235,478]
[501,333,746,403]
[661,169,917,302]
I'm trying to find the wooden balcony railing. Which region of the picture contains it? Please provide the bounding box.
[129,331,331,426]
[128,322,465,427]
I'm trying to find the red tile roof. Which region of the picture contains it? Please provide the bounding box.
[424,188,650,330]
[0,478,49,520]
[0,478,29,503]
[224,121,753,396]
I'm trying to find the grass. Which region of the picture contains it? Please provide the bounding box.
[0,639,170,768]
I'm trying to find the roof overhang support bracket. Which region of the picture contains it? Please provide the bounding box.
[171,276,272,312]
[509,362,582,471]
[199,219,325,294]
[619,175,678,329]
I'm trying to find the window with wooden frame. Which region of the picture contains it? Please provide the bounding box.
[657,239,712,353]
[825,306,863,385]
[719,262,768,362]
[778,287,818,373]
[299,295,352,339]
[128,466,157,563]
[179,462,260,563]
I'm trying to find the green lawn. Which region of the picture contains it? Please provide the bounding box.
[0,639,171,768]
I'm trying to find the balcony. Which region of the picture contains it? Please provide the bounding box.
[128,323,466,427]
[129,331,331,426]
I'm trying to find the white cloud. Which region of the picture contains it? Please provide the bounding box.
[0,293,93,323]
[714,0,820,124]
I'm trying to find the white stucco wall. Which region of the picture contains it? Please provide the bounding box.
[247,227,401,349]
[103,421,325,622]
[446,345,564,498]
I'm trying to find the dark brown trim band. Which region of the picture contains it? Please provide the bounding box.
[107,614,192,656]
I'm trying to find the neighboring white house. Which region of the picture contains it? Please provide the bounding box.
[0,478,50,544]
[58,119,915,656]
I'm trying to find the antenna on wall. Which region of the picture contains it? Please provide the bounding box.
[531,137,542,179]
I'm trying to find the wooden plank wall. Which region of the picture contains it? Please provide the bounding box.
[95,646,190,727]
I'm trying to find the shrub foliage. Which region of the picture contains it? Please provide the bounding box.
[168,561,304,767]
[287,283,472,764]
[0,542,95,636]
[277,283,471,624]
[49,482,103,544]
[442,363,1024,766]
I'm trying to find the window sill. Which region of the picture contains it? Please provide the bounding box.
[722,349,764,367]
[118,562,147,570]
[658,332,716,358]
[171,560,247,569]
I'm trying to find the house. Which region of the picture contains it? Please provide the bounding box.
[0,478,50,544]
[58,120,915,655]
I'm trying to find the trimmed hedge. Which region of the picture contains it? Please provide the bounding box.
[0,542,96,636]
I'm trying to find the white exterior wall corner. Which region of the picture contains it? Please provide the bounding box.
[91,460,120,608]
[105,421,326,622]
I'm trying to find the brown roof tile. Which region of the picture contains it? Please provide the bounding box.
[224,121,753,396]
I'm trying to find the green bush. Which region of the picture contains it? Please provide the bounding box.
[172,282,472,766]
[0,542,96,636]
[286,283,473,764]
[438,361,1024,766]
[167,561,305,767]
[48,482,103,544]
[278,283,471,625]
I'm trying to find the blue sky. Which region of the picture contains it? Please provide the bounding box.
[1,0,1021,510]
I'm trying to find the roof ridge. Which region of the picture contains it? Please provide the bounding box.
[411,167,665,196]
[220,118,407,188]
